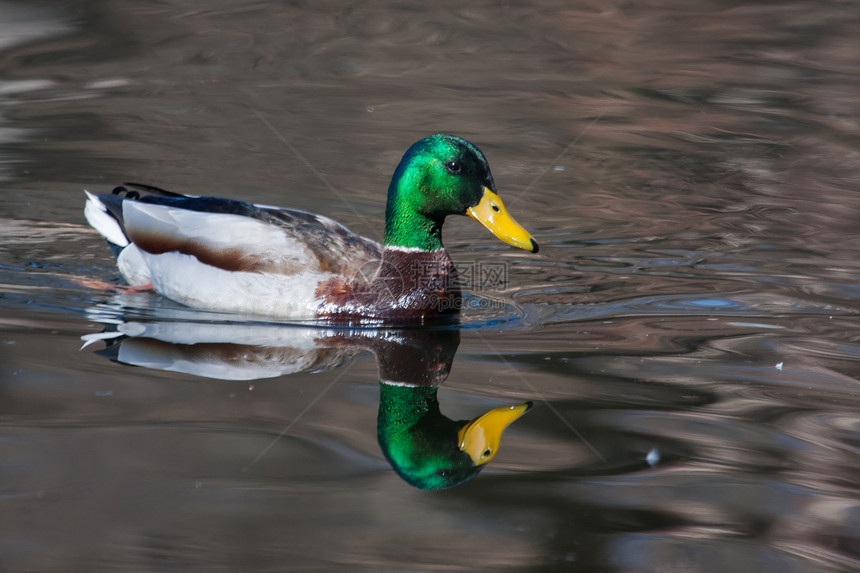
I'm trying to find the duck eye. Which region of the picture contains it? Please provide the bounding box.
[436,469,451,477]
[446,160,461,174]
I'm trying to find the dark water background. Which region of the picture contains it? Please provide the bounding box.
[1,1,859,571]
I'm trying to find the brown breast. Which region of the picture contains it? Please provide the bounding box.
[315,248,462,323]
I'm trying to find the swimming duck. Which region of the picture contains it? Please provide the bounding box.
[84,134,539,322]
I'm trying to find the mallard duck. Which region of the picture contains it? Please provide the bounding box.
[84,134,538,322]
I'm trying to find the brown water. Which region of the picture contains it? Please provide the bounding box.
[1,1,859,571]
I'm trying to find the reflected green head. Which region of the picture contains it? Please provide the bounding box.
[377,382,481,490]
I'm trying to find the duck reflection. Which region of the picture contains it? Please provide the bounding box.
[83,321,531,490]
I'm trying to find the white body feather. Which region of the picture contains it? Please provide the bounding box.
[84,190,128,246]
[122,201,323,272]
[84,192,344,318]
[141,250,332,317]
[116,244,152,286]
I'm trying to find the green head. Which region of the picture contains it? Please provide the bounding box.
[384,134,539,253]
[377,381,532,490]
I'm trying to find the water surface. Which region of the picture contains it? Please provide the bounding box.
[1,1,859,571]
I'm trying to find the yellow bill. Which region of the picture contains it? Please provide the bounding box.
[467,187,539,253]
[458,402,533,465]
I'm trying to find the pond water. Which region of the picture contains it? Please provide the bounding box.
[1,1,859,571]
